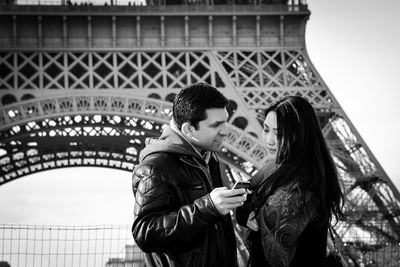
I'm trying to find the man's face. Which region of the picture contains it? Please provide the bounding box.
[191,108,229,152]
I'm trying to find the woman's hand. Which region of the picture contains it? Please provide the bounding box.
[247,211,259,231]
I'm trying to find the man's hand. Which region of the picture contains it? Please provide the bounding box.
[210,187,247,215]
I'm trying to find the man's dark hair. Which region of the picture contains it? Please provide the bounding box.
[173,83,229,129]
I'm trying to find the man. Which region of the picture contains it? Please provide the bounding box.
[132,83,246,267]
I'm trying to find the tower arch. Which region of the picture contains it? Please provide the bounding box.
[0,94,266,184]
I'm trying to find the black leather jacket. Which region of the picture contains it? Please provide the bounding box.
[132,126,238,267]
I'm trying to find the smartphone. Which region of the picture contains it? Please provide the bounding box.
[231,181,251,190]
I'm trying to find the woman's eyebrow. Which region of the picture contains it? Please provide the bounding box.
[263,124,277,131]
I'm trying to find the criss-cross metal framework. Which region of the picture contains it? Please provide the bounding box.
[1,1,400,265]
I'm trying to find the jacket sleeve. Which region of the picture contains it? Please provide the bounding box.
[132,161,223,253]
[256,185,317,267]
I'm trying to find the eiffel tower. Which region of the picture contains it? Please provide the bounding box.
[1,0,399,265]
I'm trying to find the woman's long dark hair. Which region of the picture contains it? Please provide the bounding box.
[253,96,344,224]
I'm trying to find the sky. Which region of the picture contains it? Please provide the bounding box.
[0,0,400,225]
[306,0,400,189]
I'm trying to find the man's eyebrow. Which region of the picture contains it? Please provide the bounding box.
[209,120,226,125]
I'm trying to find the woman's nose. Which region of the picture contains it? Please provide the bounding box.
[266,133,276,145]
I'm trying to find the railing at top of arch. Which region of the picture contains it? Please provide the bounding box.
[0,0,309,13]
[0,94,268,169]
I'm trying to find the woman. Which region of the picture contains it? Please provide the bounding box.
[237,96,344,267]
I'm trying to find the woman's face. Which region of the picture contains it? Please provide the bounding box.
[262,111,278,160]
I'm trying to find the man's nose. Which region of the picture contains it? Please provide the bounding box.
[219,123,229,136]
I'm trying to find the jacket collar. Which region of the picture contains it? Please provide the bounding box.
[139,122,214,166]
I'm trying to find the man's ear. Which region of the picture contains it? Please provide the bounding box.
[181,122,194,137]
[182,122,200,142]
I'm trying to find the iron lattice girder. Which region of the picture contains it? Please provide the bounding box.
[0,49,334,134]
[0,50,222,92]
[321,114,400,242]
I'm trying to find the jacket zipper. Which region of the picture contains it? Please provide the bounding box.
[182,156,227,266]
[180,157,213,192]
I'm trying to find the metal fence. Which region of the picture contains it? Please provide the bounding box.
[0,224,144,267]
[2,224,400,267]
